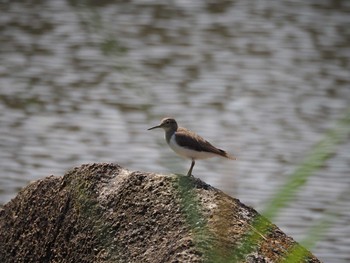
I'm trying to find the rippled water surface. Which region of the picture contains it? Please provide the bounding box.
[1,1,350,262]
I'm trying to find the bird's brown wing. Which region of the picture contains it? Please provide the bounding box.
[175,128,235,159]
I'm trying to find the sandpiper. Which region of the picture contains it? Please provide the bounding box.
[148,117,236,176]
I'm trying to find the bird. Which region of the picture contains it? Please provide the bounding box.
[148,117,236,176]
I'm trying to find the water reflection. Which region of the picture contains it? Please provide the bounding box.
[0,1,349,262]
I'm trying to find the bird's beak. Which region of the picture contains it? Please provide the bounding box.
[147,124,162,130]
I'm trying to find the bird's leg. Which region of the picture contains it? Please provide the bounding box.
[187,159,195,176]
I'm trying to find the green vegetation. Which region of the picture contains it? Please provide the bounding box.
[173,176,215,261]
[263,109,350,221]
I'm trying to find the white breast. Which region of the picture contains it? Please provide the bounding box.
[168,134,218,160]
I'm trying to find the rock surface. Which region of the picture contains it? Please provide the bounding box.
[0,163,321,263]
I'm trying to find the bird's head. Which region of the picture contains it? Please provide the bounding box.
[148,117,178,132]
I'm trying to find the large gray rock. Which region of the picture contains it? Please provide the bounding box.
[0,163,320,262]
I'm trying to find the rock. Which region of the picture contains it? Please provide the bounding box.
[0,163,321,263]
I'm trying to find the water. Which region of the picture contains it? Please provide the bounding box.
[1,1,349,262]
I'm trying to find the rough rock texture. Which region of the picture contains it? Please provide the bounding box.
[0,163,321,263]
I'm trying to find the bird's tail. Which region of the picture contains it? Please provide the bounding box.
[218,149,237,160]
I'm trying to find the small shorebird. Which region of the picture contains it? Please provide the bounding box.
[148,117,236,176]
